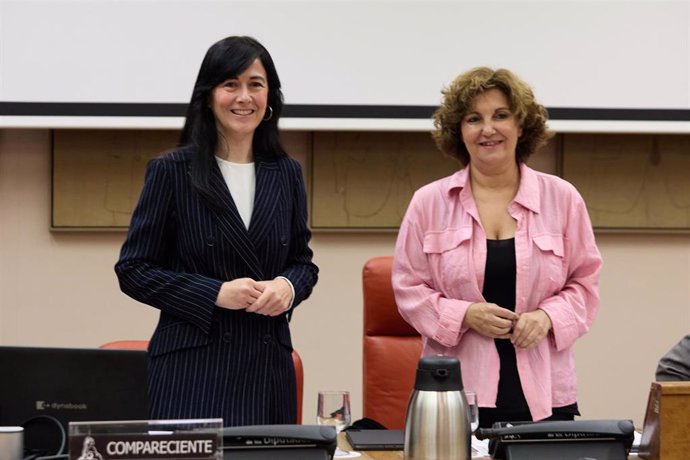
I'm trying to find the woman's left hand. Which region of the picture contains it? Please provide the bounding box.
[246,278,292,316]
[511,309,552,349]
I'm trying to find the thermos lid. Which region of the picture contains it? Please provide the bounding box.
[414,355,463,391]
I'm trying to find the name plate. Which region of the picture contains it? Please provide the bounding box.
[68,419,223,460]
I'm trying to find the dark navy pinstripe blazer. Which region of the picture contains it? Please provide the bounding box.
[115,148,318,426]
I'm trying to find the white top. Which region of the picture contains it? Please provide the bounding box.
[215,157,255,230]
[0,426,23,432]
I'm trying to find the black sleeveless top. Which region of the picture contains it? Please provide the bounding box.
[482,238,530,411]
[482,238,579,417]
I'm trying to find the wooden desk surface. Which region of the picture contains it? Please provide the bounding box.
[339,433,485,459]
[338,436,495,459]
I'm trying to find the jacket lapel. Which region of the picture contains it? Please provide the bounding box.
[248,156,281,248]
[207,163,264,280]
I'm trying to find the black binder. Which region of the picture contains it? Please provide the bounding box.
[345,429,404,450]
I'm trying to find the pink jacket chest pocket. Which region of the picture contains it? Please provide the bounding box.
[422,228,474,292]
[532,234,567,294]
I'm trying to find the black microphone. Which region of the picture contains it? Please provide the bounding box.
[476,419,634,442]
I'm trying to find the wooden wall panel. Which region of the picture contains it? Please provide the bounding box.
[54,129,689,233]
[310,131,559,230]
[311,131,459,229]
[562,134,690,231]
[52,130,178,229]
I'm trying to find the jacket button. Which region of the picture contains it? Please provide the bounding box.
[222,332,232,343]
[206,235,215,247]
[262,334,272,344]
[280,237,288,247]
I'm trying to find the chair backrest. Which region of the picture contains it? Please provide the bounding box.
[98,340,304,424]
[362,256,422,429]
[100,340,149,350]
[292,349,304,424]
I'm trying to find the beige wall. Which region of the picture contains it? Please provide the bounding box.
[1,129,689,428]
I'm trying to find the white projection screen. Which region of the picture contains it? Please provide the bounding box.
[1,0,689,128]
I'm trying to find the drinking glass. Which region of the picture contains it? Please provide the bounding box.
[465,390,478,434]
[317,390,352,457]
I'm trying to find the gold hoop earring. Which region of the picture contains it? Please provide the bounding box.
[263,106,273,121]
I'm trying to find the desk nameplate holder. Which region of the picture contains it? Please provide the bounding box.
[639,381,690,460]
[68,418,223,460]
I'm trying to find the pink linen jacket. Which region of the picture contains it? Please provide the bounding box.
[392,163,602,421]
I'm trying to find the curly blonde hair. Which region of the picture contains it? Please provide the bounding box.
[432,67,550,166]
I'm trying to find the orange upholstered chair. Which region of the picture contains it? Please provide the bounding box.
[362,256,422,429]
[100,340,304,423]
[291,347,304,424]
[100,340,149,350]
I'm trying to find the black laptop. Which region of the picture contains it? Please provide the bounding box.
[345,429,404,450]
[0,346,149,455]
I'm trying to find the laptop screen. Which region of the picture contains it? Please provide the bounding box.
[0,346,149,454]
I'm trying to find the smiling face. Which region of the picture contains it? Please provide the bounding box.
[210,58,269,143]
[460,88,522,170]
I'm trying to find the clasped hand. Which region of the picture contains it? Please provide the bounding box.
[216,277,292,316]
[465,302,552,349]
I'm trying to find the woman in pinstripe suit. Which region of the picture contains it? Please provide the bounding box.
[115,36,318,426]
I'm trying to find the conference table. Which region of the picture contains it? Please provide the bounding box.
[336,436,499,460]
[339,433,487,460]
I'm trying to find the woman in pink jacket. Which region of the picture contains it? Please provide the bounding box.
[392,67,602,429]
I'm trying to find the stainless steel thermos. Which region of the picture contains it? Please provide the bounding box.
[403,355,471,460]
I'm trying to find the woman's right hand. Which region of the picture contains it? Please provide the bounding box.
[464,302,519,339]
[215,278,263,310]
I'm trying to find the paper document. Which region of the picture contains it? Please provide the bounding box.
[471,435,490,458]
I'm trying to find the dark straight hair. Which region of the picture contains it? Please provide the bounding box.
[179,36,286,206]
